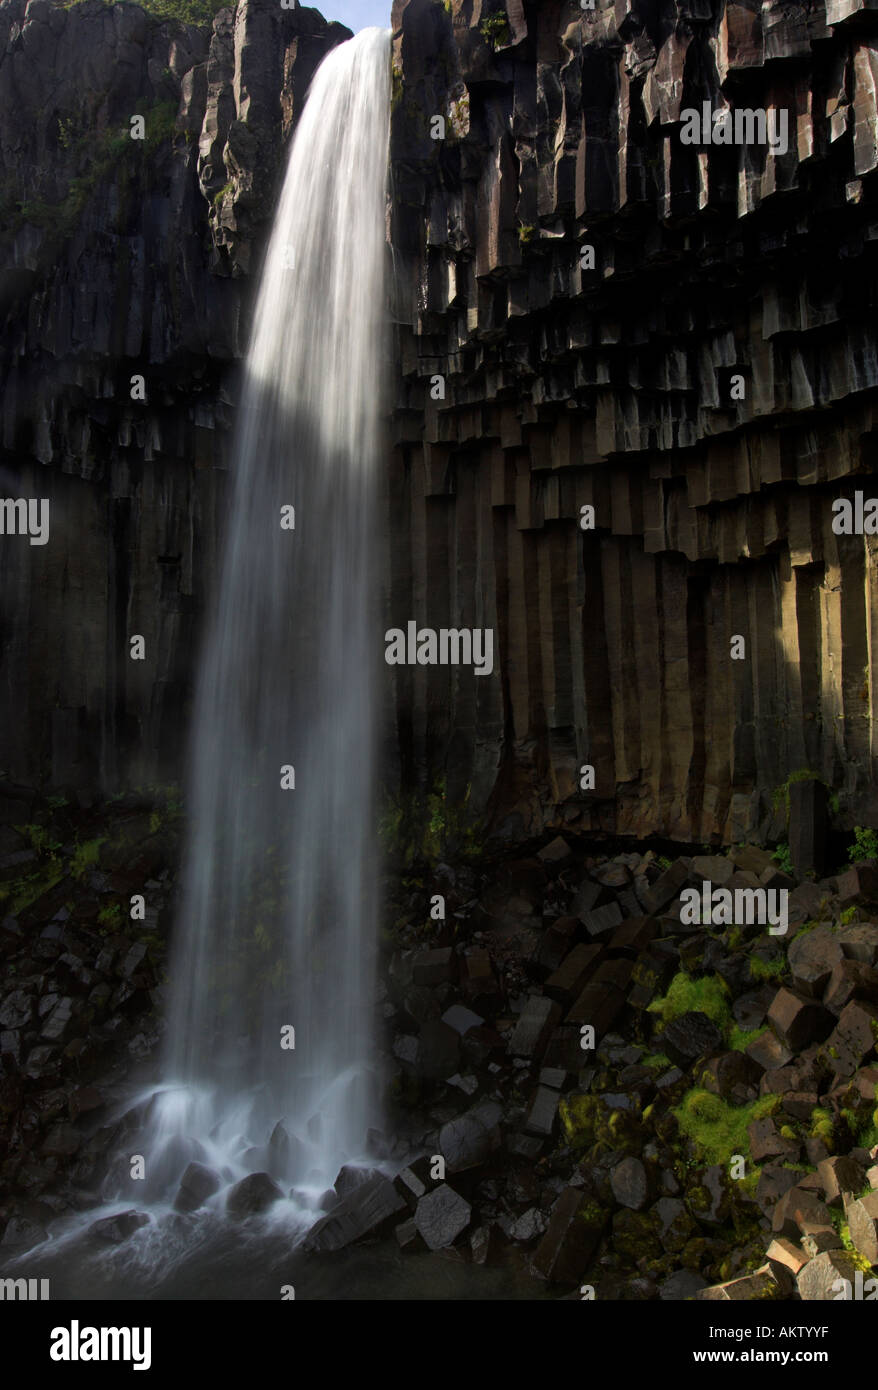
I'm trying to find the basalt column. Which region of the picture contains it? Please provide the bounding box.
[387,0,878,847]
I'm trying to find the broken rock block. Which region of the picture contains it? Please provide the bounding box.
[525,1084,559,1138]
[303,1175,407,1251]
[226,1172,283,1219]
[610,1156,651,1211]
[438,1101,503,1173]
[823,959,878,1014]
[824,999,878,1077]
[507,995,561,1059]
[767,987,834,1050]
[836,863,878,906]
[661,1011,724,1068]
[642,860,689,914]
[765,1237,808,1278]
[544,944,603,1004]
[818,1154,866,1207]
[839,922,878,966]
[413,1184,471,1250]
[581,902,624,940]
[537,836,574,871]
[843,1190,878,1265]
[565,981,625,1036]
[88,1210,151,1244]
[797,1249,863,1300]
[788,925,843,997]
[692,1265,784,1300]
[174,1161,221,1213]
[746,1028,793,1072]
[531,1186,608,1283]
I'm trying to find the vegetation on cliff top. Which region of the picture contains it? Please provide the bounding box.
[60,0,230,27]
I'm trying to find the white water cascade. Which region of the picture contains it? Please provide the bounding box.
[140,26,391,1220]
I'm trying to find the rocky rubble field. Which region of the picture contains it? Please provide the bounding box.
[0,783,176,1254]
[2,784,878,1300]
[372,835,878,1299]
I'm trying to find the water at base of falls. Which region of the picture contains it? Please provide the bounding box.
[9,28,395,1278]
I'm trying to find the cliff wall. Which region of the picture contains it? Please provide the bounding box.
[387,0,878,845]
[0,0,346,795]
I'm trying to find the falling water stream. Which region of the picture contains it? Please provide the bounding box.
[4,28,544,1299]
[143,22,392,1219]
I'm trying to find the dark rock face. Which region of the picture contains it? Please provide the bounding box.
[387,0,878,844]
[225,1170,283,1217]
[0,0,348,793]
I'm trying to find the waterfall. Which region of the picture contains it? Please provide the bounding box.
[146,27,391,1214]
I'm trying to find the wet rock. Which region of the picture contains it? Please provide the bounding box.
[226,1172,283,1218]
[88,1210,151,1244]
[413,1184,471,1250]
[334,1164,383,1200]
[303,1174,407,1252]
[0,1216,48,1251]
[439,1101,503,1172]
[661,1012,723,1068]
[174,1161,222,1213]
[393,1164,428,1209]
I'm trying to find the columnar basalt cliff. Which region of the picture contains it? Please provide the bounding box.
[0,0,347,794]
[0,0,876,855]
[387,0,878,847]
